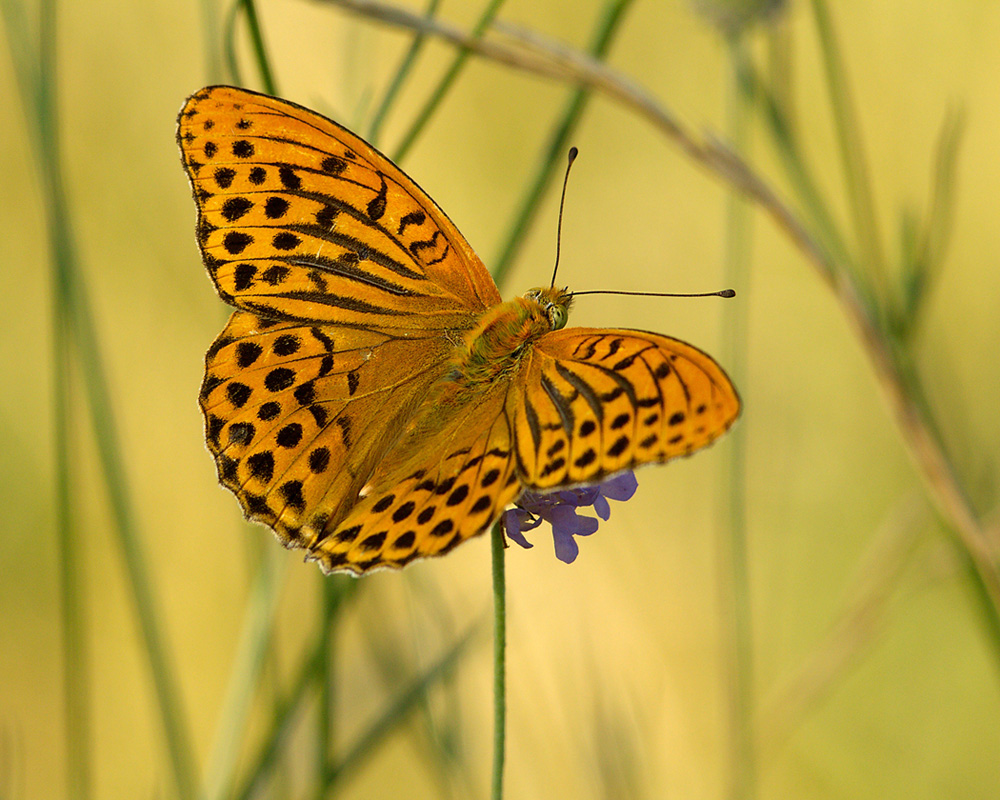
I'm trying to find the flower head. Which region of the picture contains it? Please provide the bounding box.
[503,472,638,564]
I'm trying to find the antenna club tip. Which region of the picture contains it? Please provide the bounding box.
[720,288,736,298]
[567,146,578,163]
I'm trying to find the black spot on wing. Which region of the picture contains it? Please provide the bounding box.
[367,175,388,221]
[227,382,252,408]
[398,210,426,235]
[336,415,352,448]
[424,243,450,267]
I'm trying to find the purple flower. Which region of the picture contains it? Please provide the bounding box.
[503,472,638,564]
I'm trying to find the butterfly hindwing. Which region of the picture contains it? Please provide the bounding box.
[201,310,455,548]
[178,86,501,330]
[305,383,521,574]
[509,328,740,490]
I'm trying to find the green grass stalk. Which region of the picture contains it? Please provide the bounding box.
[3,0,198,795]
[233,635,329,800]
[368,0,443,145]
[720,31,756,800]
[197,0,224,83]
[392,0,508,163]
[239,0,278,95]
[313,576,348,798]
[809,0,886,300]
[736,59,851,281]
[324,622,480,791]
[201,549,287,800]
[490,0,636,289]
[36,0,92,792]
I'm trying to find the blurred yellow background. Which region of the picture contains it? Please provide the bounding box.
[2,0,999,798]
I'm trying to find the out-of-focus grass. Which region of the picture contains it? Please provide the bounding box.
[1,1,999,799]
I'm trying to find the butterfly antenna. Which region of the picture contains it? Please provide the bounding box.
[550,147,579,288]
[571,288,737,298]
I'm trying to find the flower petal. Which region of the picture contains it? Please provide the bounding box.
[593,495,611,520]
[505,472,638,562]
[602,472,638,501]
[502,508,534,549]
[552,527,580,563]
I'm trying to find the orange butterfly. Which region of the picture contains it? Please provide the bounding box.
[177,86,740,575]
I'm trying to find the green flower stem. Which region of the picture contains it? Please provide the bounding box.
[490,520,507,800]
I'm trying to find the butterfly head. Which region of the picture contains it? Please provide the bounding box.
[524,286,573,331]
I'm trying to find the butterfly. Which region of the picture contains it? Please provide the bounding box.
[177,86,740,575]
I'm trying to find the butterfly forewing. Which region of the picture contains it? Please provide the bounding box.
[510,328,740,490]
[178,86,501,329]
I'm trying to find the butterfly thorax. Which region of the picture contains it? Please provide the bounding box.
[450,286,573,387]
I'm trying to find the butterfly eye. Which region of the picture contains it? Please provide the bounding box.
[547,303,568,331]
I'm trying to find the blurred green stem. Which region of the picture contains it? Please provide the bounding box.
[490,521,507,800]
[367,0,442,145]
[35,0,92,794]
[76,229,200,799]
[734,57,850,281]
[239,0,278,95]
[4,0,197,796]
[735,7,1000,656]
[720,31,755,800]
[233,580,357,800]
[201,549,287,800]
[760,495,927,751]
[2,0,195,799]
[53,276,89,800]
[314,576,345,798]
[490,0,635,289]
[809,0,886,301]
[850,305,1000,645]
[233,635,329,800]
[325,622,480,790]
[391,0,507,162]
[197,0,223,82]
